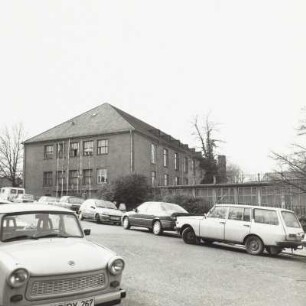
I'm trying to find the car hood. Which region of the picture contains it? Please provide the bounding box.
[97,208,123,216]
[177,215,204,221]
[0,238,116,275]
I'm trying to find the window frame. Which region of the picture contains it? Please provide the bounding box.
[44,145,54,160]
[83,140,94,156]
[97,139,108,155]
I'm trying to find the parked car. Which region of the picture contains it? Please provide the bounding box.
[0,204,126,306]
[0,187,25,202]
[176,204,305,255]
[56,196,85,212]
[36,196,58,205]
[122,201,190,235]
[12,194,35,203]
[0,199,12,204]
[79,199,123,225]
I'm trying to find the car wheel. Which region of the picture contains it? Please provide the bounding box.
[266,246,282,256]
[182,227,197,245]
[123,217,130,229]
[78,212,84,220]
[245,235,264,255]
[95,214,101,224]
[152,220,163,235]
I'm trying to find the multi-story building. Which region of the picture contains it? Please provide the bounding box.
[23,103,203,197]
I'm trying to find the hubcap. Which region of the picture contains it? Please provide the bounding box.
[124,218,128,228]
[153,222,160,234]
[249,239,259,251]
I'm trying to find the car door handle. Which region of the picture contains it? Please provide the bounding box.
[243,224,250,227]
[219,221,226,224]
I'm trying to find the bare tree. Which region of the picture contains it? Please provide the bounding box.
[0,123,25,187]
[270,107,306,193]
[193,114,223,183]
[226,162,245,183]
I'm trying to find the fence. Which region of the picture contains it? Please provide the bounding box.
[156,181,306,216]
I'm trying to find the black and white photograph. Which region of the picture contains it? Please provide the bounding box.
[0,1,305,306]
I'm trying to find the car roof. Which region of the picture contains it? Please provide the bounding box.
[214,203,293,212]
[0,204,73,214]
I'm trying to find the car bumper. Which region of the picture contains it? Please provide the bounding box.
[276,241,304,249]
[3,289,126,306]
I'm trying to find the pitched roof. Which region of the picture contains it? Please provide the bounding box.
[24,103,200,155]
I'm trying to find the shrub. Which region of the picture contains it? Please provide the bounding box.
[112,174,151,210]
[159,194,212,215]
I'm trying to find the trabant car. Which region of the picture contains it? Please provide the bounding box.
[176,204,305,255]
[0,204,126,306]
[79,199,123,225]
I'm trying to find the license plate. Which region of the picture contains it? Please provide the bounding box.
[53,297,94,306]
[111,216,120,220]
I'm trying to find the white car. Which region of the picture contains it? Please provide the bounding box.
[0,204,126,306]
[176,204,305,255]
[79,199,123,225]
[37,196,59,205]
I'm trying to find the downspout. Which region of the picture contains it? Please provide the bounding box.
[130,130,134,174]
[23,143,26,189]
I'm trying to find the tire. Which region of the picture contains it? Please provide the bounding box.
[78,212,84,221]
[266,246,282,256]
[152,220,163,235]
[245,235,264,255]
[95,214,101,224]
[123,217,130,229]
[182,227,197,245]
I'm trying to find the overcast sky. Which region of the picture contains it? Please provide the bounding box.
[1,0,305,174]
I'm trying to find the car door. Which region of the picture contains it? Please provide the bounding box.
[224,207,251,243]
[199,206,228,240]
[129,203,149,227]
[142,203,159,228]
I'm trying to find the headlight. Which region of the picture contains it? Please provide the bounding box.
[108,257,125,275]
[7,268,29,288]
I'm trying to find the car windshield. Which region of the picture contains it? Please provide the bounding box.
[96,200,117,209]
[0,212,83,242]
[281,211,301,228]
[160,203,187,213]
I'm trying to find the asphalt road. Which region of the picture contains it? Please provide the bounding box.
[82,220,306,306]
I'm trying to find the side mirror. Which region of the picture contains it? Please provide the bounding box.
[203,213,207,219]
[133,208,138,213]
[84,229,91,236]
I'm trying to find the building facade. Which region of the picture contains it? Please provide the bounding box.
[24,103,203,197]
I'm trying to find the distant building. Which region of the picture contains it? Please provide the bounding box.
[24,103,203,197]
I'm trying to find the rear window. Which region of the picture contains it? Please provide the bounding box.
[281,211,301,228]
[254,209,279,225]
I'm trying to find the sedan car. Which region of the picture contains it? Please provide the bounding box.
[56,196,85,213]
[79,199,123,225]
[0,204,126,306]
[122,201,189,235]
[36,196,59,205]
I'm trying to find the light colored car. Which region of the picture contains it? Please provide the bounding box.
[12,194,35,203]
[36,196,58,205]
[176,204,305,256]
[0,204,126,306]
[79,199,123,225]
[56,196,85,212]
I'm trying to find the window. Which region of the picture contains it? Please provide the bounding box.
[151,171,156,186]
[43,172,53,187]
[164,174,169,186]
[70,142,79,157]
[56,171,66,186]
[44,145,53,159]
[228,207,245,221]
[97,139,108,155]
[163,149,168,167]
[174,153,179,170]
[184,157,188,173]
[281,211,300,228]
[192,159,196,175]
[151,144,157,164]
[184,178,188,185]
[174,176,180,186]
[69,170,79,187]
[83,141,93,156]
[83,169,92,185]
[56,143,64,158]
[208,206,227,219]
[97,169,108,184]
[254,209,279,225]
[137,202,149,213]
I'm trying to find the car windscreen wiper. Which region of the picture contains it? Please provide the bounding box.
[2,235,38,242]
[34,233,69,239]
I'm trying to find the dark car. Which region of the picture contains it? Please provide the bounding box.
[122,201,189,235]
